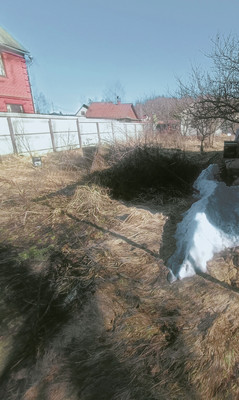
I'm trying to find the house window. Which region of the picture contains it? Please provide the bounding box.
[0,54,5,76]
[7,104,24,113]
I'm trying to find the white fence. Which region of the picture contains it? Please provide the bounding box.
[0,112,145,155]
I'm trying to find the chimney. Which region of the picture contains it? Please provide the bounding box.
[116,96,121,104]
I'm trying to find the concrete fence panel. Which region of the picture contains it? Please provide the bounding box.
[0,112,146,156]
[51,119,79,150]
[0,135,14,155]
[97,122,113,144]
[113,121,128,142]
[0,117,13,155]
[11,117,52,154]
[12,117,49,134]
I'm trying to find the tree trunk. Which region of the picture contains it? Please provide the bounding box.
[200,138,204,153]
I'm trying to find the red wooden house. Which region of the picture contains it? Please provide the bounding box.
[0,27,34,113]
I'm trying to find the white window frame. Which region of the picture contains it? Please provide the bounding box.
[7,104,24,113]
[0,54,6,76]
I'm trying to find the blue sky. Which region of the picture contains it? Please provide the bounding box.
[2,0,239,113]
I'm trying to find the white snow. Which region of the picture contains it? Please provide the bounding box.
[167,164,239,282]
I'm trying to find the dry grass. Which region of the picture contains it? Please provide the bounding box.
[67,185,116,224]
[1,136,239,399]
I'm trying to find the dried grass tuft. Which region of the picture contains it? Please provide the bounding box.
[66,184,119,224]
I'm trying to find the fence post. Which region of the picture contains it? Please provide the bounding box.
[76,119,82,148]
[48,118,56,151]
[7,117,18,154]
[96,122,101,144]
[134,123,137,140]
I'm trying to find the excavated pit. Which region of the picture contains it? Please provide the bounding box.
[93,146,204,201]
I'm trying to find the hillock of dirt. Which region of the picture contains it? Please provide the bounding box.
[90,145,208,201]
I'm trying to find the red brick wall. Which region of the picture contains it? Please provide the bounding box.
[0,51,35,113]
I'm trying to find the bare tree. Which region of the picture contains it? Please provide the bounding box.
[135,95,178,121]
[180,100,221,151]
[189,112,218,151]
[102,80,125,103]
[177,35,239,126]
[34,91,50,114]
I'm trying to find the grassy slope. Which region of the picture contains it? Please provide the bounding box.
[1,138,239,400]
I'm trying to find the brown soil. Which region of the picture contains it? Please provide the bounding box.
[1,143,239,400]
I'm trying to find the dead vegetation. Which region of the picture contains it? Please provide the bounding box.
[1,136,239,399]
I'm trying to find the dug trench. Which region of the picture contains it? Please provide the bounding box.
[1,146,239,399]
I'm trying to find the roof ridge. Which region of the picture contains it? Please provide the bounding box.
[85,102,139,120]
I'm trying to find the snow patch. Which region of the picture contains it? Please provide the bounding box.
[167,164,239,282]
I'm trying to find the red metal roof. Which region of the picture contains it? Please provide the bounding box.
[85,102,139,120]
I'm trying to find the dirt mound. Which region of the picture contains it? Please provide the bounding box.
[90,145,204,200]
